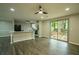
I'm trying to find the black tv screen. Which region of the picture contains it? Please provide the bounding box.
[14,25,21,31]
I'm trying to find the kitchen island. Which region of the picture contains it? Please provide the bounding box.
[11,32,35,43]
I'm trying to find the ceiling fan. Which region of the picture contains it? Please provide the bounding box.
[35,5,48,14]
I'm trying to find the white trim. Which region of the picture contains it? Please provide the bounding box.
[69,41,79,46]
[38,36,43,37]
[0,36,9,37]
[11,39,33,44]
[41,36,49,39]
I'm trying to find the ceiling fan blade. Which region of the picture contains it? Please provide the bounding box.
[43,12,48,14]
[35,12,39,14]
[35,5,48,14]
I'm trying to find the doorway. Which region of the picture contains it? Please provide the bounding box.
[50,18,69,42]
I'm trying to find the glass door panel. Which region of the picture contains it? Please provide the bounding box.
[51,21,58,39]
[58,19,68,41]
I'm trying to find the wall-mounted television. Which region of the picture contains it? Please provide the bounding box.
[14,25,21,31]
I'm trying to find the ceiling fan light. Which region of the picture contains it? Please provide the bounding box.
[39,11,43,14]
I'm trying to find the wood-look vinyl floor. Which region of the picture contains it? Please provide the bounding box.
[12,37,79,55]
[13,38,48,55]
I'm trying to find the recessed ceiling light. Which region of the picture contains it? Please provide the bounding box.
[41,16,44,19]
[65,8,70,11]
[10,8,15,12]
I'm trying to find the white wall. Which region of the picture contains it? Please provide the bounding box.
[21,23,32,32]
[42,21,50,38]
[15,21,32,32]
[0,20,14,37]
[38,21,50,38]
[69,15,79,45]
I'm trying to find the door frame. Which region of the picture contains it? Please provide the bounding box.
[49,18,69,43]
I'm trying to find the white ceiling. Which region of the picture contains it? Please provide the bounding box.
[0,3,79,21]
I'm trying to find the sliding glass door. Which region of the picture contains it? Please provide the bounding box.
[50,18,69,42]
[51,20,58,39]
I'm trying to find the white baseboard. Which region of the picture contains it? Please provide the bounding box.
[10,39,34,44]
[69,42,79,46]
[41,36,49,39]
[38,36,42,37]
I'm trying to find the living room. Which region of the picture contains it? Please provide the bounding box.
[0,3,79,55]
